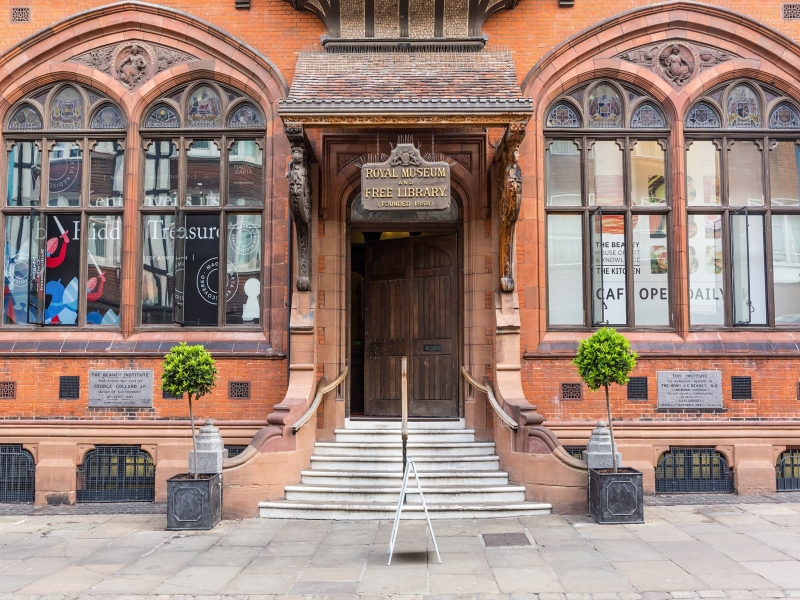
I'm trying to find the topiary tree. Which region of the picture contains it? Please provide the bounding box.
[573,327,637,473]
[162,343,217,478]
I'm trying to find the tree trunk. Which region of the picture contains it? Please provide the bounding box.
[605,384,618,473]
[189,392,198,479]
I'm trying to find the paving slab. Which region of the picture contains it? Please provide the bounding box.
[492,566,563,593]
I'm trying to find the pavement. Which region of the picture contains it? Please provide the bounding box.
[1,502,800,599]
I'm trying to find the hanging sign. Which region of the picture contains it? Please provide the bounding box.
[361,143,450,211]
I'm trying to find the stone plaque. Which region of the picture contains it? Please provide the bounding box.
[657,371,723,409]
[89,370,154,408]
[361,143,450,210]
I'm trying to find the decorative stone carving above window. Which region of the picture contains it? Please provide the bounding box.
[615,41,738,87]
[71,42,196,90]
[284,0,520,45]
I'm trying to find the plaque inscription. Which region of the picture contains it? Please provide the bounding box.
[657,370,723,409]
[89,369,154,408]
[361,143,450,211]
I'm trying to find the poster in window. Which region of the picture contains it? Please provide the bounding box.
[633,215,670,325]
[86,215,121,325]
[181,214,237,326]
[44,213,81,325]
[591,213,627,325]
[689,214,725,325]
[3,214,43,324]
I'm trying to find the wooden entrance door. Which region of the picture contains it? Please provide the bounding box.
[364,234,459,418]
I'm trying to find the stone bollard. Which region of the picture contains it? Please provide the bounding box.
[583,420,622,470]
[189,419,226,474]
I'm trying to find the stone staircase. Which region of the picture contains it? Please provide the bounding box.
[258,419,551,519]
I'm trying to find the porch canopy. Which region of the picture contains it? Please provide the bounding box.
[279,50,532,126]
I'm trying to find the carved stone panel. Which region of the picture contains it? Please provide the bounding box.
[615,41,738,87]
[71,42,197,90]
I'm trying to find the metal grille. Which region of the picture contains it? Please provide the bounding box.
[76,446,155,502]
[563,445,587,461]
[10,7,30,23]
[229,381,251,399]
[655,447,734,494]
[234,0,251,7]
[784,3,800,18]
[627,377,648,400]
[162,388,183,399]
[59,376,80,400]
[0,445,35,503]
[225,445,248,458]
[560,383,582,400]
[777,449,800,491]
[482,532,531,547]
[0,381,16,398]
[731,376,752,400]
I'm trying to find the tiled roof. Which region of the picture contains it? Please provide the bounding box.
[280,51,532,122]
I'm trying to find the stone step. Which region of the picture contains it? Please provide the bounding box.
[313,441,496,457]
[334,428,476,443]
[309,454,500,472]
[300,470,510,487]
[344,418,466,430]
[284,484,527,504]
[259,500,552,520]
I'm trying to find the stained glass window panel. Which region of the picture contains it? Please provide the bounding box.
[8,105,42,131]
[90,142,124,207]
[145,105,180,128]
[90,104,125,129]
[686,102,721,129]
[547,214,584,325]
[186,85,222,128]
[630,103,665,129]
[50,86,84,130]
[769,141,800,206]
[48,142,83,207]
[587,84,622,128]
[726,85,761,129]
[686,141,721,206]
[728,141,764,206]
[546,103,581,128]
[546,140,581,206]
[631,141,666,206]
[228,141,263,206]
[7,142,42,206]
[588,140,624,206]
[228,103,264,128]
[769,103,800,129]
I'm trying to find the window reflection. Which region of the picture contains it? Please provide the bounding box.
[7,142,42,207]
[773,215,800,324]
[228,141,263,206]
[546,141,581,206]
[90,142,124,207]
[187,140,221,206]
[144,141,178,206]
[769,142,800,206]
[686,141,721,206]
[141,214,176,325]
[48,142,82,206]
[226,214,261,324]
[729,142,764,206]
[588,141,624,206]
[86,215,122,325]
[631,141,666,206]
[547,214,583,325]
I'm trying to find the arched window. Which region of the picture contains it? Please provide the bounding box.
[684,80,800,328]
[140,81,265,327]
[2,84,126,327]
[543,81,670,329]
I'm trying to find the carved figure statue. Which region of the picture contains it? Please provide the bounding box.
[499,123,525,293]
[287,126,312,291]
[661,45,693,85]
[117,45,148,88]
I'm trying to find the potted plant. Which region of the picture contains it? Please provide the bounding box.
[162,343,220,530]
[573,327,644,524]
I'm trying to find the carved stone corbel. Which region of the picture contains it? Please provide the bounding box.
[286,124,313,292]
[497,121,526,293]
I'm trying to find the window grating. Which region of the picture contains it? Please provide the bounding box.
[10,7,30,23]
[76,446,155,502]
[482,532,531,547]
[234,0,251,7]
[731,376,752,400]
[560,383,582,401]
[784,3,800,19]
[0,445,35,503]
[627,377,648,400]
[59,376,80,400]
[225,445,248,458]
[656,447,734,493]
[777,449,800,491]
[229,381,251,399]
[0,381,16,399]
[563,445,587,461]
[162,388,183,399]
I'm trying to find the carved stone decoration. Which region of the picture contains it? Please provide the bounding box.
[71,42,196,90]
[497,122,525,293]
[286,124,313,292]
[615,41,738,87]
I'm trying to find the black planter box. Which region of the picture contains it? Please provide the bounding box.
[166,472,221,530]
[589,467,644,524]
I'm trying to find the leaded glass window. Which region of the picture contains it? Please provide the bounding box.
[587,84,623,128]
[49,86,85,130]
[631,103,665,129]
[145,104,180,128]
[90,104,125,130]
[686,102,720,129]
[186,85,222,128]
[7,105,42,131]
[546,103,581,128]
[770,103,800,129]
[228,103,264,128]
[726,85,761,129]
